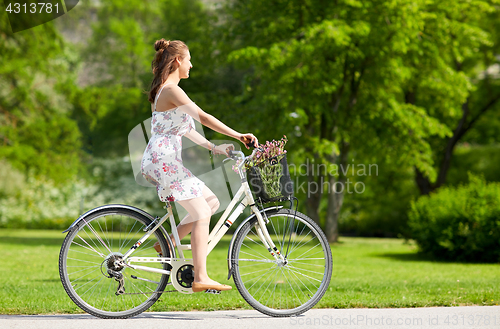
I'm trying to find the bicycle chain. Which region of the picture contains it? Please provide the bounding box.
[117,289,178,295]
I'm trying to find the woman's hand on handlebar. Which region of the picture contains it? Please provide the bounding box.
[213,143,235,156]
[239,133,259,149]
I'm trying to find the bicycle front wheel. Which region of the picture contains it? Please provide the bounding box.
[231,209,332,317]
[59,207,171,319]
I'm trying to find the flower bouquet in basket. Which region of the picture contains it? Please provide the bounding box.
[245,136,293,203]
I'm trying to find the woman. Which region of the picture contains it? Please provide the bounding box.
[141,39,258,292]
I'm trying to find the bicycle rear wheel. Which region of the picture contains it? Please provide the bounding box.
[59,208,171,319]
[231,209,332,317]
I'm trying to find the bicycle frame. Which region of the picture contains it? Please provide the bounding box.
[122,152,286,292]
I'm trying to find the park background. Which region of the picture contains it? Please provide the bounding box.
[0,0,499,314]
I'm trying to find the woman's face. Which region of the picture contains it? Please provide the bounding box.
[178,50,192,79]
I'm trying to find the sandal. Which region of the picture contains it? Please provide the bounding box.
[192,282,232,292]
[153,241,172,256]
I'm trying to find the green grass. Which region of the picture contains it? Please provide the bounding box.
[0,229,499,314]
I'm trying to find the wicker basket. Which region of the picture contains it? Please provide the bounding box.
[247,154,293,203]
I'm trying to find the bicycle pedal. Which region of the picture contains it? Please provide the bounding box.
[205,289,221,294]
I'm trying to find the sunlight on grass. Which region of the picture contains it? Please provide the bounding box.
[0,229,498,314]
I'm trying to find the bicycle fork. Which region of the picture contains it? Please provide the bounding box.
[251,205,287,264]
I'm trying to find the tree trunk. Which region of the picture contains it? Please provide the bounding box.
[434,100,469,189]
[414,95,499,194]
[415,167,433,195]
[325,174,342,243]
[304,159,324,225]
[325,139,349,242]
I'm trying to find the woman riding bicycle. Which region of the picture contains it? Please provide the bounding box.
[141,39,259,293]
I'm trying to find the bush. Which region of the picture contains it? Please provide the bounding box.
[408,174,500,262]
[0,157,162,230]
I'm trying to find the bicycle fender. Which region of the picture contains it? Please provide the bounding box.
[227,205,283,280]
[62,204,156,234]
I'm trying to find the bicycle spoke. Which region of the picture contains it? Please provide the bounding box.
[254,266,280,302]
[119,219,140,252]
[237,258,276,263]
[242,265,277,291]
[286,230,313,257]
[285,220,308,256]
[262,266,281,306]
[60,209,170,318]
[242,235,271,259]
[287,264,325,277]
[289,253,326,266]
[232,210,332,316]
[285,266,323,284]
[292,241,323,261]
[82,220,112,255]
[68,265,101,277]
[239,248,272,261]
[74,235,106,258]
[239,266,273,278]
[67,257,102,266]
[282,267,305,306]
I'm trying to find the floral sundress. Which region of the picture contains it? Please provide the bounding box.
[141,84,204,202]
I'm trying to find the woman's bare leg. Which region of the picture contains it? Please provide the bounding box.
[155,186,219,254]
[173,186,220,244]
[174,186,221,284]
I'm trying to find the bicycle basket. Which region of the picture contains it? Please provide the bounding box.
[247,154,294,203]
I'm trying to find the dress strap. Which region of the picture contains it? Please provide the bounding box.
[153,83,174,112]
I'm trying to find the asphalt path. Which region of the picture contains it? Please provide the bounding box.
[1,306,499,329]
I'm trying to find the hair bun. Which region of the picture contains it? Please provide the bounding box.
[154,39,170,51]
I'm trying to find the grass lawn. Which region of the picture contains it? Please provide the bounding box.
[0,229,499,314]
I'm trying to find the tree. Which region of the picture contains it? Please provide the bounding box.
[82,0,161,89]
[223,0,455,242]
[403,0,500,195]
[0,12,82,182]
[72,0,242,156]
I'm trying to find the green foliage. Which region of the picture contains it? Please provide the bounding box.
[83,0,161,88]
[69,85,152,157]
[408,174,500,262]
[225,0,457,168]
[338,156,418,237]
[0,164,86,230]
[0,158,162,230]
[447,144,500,185]
[0,13,83,183]
[221,0,500,238]
[1,0,499,238]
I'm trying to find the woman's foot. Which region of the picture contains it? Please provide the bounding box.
[192,281,232,292]
[153,241,173,256]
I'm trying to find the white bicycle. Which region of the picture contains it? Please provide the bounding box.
[59,148,333,319]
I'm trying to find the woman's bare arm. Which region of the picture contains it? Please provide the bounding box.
[184,129,235,155]
[166,85,259,147]
[183,129,212,150]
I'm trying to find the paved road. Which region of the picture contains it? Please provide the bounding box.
[1,306,499,329]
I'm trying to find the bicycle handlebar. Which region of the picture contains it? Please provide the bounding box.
[225,138,264,174]
[227,150,244,160]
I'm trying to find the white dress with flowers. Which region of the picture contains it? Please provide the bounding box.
[141,84,204,202]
